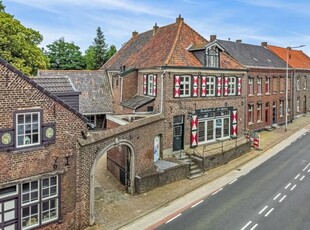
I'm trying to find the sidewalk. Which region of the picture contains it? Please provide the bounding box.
[85,115,310,230]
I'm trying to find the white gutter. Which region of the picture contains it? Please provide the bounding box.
[160,70,166,113]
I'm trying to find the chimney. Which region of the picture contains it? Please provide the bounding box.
[176,14,184,23]
[132,31,138,39]
[236,39,242,43]
[261,42,268,46]
[153,23,159,36]
[210,35,217,42]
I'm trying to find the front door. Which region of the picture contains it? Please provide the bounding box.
[0,198,18,230]
[154,135,160,162]
[265,103,269,125]
[304,96,307,113]
[272,102,277,124]
[215,119,222,139]
[173,115,184,152]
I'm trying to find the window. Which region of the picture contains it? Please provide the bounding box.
[85,115,96,125]
[265,77,270,94]
[279,77,285,93]
[257,77,262,95]
[147,74,154,96]
[248,104,254,124]
[272,77,278,94]
[297,77,301,91]
[206,76,216,96]
[16,112,40,148]
[248,78,254,95]
[206,47,219,68]
[179,75,191,97]
[280,100,284,117]
[228,77,236,95]
[303,76,307,90]
[143,74,157,96]
[21,176,58,229]
[257,103,262,122]
[297,97,300,112]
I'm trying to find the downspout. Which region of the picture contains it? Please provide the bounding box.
[120,76,123,103]
[160,70,166,114]
[292,69,296,121]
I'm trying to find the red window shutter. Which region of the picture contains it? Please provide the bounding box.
[217,76,222,96]
[191,115,198,147]
[174,75,180,98]
[231,110,238,136]
[143,75,147,95]
[153,74,157,96]
[224,77,229,96]
[237,77,242,95]
[192,76,198,97]
[201,76,207,96]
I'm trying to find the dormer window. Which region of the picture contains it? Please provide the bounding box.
[206,46,219,68]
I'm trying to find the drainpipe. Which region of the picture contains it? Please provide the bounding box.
[160,70,166,113]
[120,76,123,103]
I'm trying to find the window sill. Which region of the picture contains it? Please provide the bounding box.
[257,120,262,123]
[265,93,271,95]
[248,122,254,125]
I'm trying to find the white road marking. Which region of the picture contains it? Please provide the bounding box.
[308,168,310,173]
[279,195,287,203]
[165,213,182,224]
[250,223,258,230]
[265,208,274,217]
[291,184,297,191]
[229,179,238,184]
[191,200,204,208]
[295,174,300,179]
[300,175,305,181]
[212,188,223,195]
[241,221,252,230]
[273,193,281,200]
[285,183,291,189]
[259,205,268,215]
[303,163,310,171]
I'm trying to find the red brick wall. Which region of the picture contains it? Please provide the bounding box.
[106,119,121,129]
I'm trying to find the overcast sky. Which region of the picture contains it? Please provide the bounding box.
[4,0,310,55]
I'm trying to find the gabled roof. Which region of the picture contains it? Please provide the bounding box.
[121,95,154,110]
[33,76,79,94]
[102,17,244,70]
[37,70,113,115]
[0,57,87,122]
[267,45,310,69]
[217,40,287,68]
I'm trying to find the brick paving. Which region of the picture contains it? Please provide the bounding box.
[85,115,310,230]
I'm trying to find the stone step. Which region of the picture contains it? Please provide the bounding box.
[190,168,202,175]
[189,172,203,179]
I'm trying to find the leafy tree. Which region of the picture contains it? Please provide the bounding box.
[45,37,85,70]
[84,45,96,70]
[106,45,117,60]
[0,3,49,75]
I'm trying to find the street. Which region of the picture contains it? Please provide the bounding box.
[157,132,310,230]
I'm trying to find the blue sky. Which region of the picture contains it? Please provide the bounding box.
[3,0,310,55]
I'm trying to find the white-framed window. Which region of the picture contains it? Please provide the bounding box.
[85,115,96,126]
[297,97,300,112]
[265,77,270,94]
[257,103,262,122]
[303,76,307,90]
[228,77,236,95]
[206,76,216,96]
[248,77,254,95]
[280,100,284,117]
[297,77,301,91]
[147,74,154,96]
[257,77,262,95]
[273,77,278,94]
[16,112,40,148]
[179,75,191,97]
[206,47,219,68]
[248,104,254,124]
[21,176,59,229]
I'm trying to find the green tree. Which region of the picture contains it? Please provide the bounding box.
[92,27,108,69]
[45,37,85,70]
[84,45,96,70]
[0,4,49,75]
[106,45,117,60]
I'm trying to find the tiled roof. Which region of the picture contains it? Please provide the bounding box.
[217,40,287,68]
[121,95,155,110]
[33,76,78,93]
[267,45,310,69]
[37,70,113,114]
[102,17,244,70]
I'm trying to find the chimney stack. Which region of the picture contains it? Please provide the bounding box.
[132,31,138,39]
[153,23,159,36]
[176,14,184,23]
[236,39,242,43]
[210,35,217,42]
[261,42,268,46]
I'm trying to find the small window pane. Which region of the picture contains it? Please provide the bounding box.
[25,124,32,134]
[31,181,38,190]
[23,183,30,192]
[22,194,29,204]
[4,210,15,221]
[50,186,57,196]
[25,114,31,123]
[4,200,15,210]
[43,188,49,198]
[18,115,24,124]
[51,177,56,185]
[32,113,38,122]
[43,178,49,187]
[23,207,29,217]
[18,125,24,135]
[32,124,38,133]
[32,134,39,144]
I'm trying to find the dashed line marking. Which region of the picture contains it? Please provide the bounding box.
[165,213,182,224]
[241,221,252,230]
[303,163,310,171]
[285,183,291,189]
[295,174,301,180]
[212,188,223,195]
[291,184,297,191]
[308,168,310,173]
[300,175,305,181]
[229,179,238,184]
[279,195,287,203]
[273,193,281,201]
[259,205,268,215]
[191,200,204,208]
[250,223,258,230]
[264,208,274,217]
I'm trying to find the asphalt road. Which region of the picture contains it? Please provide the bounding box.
[157,132,310,230]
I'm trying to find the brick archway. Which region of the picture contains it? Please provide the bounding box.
[89,138,135,225]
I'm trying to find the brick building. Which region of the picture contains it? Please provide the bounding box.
[0,57,88,229]
[267,45,310,118]
[101,16,247,158]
